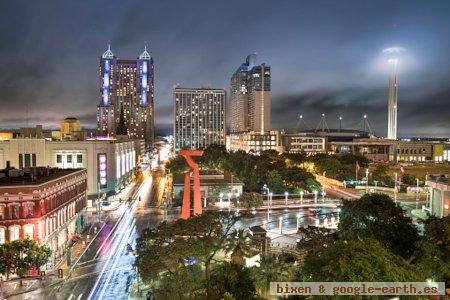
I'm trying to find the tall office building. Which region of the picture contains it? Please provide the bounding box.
[387,58,398,140]
[173,87,226,152]
[230,54,271,134]
[97,44,154,147]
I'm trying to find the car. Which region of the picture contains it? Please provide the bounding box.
[101,200,111,206]
[308,207,322,215]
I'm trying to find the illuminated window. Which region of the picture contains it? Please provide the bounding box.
[0,228,5,244]
[9,226,20,241]
[23,224,34,239]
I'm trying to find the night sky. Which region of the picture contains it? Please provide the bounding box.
[0,0,449,137]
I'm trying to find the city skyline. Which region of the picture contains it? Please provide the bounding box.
[1,1,450,137]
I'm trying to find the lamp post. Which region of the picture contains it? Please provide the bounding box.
[365,168,369,194]
[314,190,318,204]
[263,184,270,222]
[269,192,273,206]
[296,213,301,231]
[284,191,288,205]
[279,216,283,234]
[416,178,420,208]
[300,191,304,204]
[394,172,398,203]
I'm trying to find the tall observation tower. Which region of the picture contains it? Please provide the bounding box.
[383,47,403,140]
[387,58,398,140]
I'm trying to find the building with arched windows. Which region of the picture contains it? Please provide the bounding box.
[0,168,87,264]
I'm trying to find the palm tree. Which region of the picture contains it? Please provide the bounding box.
[252,253,292,297]
[225,229,252,265]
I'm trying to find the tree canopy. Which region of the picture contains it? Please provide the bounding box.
[301,237,421,282]
[338,193,419,257]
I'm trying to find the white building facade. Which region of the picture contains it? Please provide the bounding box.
[0,138,143,197]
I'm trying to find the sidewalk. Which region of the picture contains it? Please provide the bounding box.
[1,180,142,299]
[2,214,104,299]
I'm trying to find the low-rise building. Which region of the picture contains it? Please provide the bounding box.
[425,175,450,218]
[0,167,87,264]
[227,131,282,153]
[330,138,449,163]
[281,133,326,155]
[172,171,244,202]
[0,137,144,197]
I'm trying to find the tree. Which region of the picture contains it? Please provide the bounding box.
[280,167,317,192]
[297,226,333,256]
[201,144,229,171]
[165,155,189,175]
[371,164,394,187]
[0,239,51,279]
[318,157,342,178]
[301,238,421,282]
[234,192,263,209]
[209,262,257,299]
[402,173,417,186]
[225,229,252,265]
[136,211,242,298]
[411,216,450,283]
[152,265,205,300]
[252,253,292,296]
[338,193,419,257]
[266,170,284,194]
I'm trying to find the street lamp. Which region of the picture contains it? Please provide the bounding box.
[279,216,283,234]
[300,191,304,204]
[284,191,289,205]
[219,193,223,206]
[269,192,273,206]
[296,213,301,231]
[365,168,369,193]
[416,178,420,208]
[313,190,318,204]
[394,172,398,203]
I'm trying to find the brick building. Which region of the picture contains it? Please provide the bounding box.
[0,167,87,263]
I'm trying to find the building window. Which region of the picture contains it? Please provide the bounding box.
[24,154,31,168]
[32,153,37,167]
[67,155,72,163]
[0,228,5,244]
[0,206,4,220]
[9,226,20,241]
[23,224,33,239]
[19,154,23,168]
[10,205,19,219]
[77,154,83,164]
[57,154,62,163]
[26,203,34,218]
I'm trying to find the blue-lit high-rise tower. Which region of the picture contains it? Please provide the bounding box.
[97,44,154,147]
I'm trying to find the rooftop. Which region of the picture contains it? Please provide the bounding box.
[0,167,82,187]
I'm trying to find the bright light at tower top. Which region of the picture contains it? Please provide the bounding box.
[382,47,405,54]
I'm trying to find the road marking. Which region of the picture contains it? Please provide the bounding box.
[76,293,83,300]
[68,294,74,300]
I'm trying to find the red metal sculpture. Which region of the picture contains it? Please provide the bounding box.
[179,150,204,219]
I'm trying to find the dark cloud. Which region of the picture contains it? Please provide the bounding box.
[272,87,450,137]
[0,0,449,137]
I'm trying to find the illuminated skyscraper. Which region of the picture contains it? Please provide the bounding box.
[173,87,226,152]
[230,54,271,133]
[97,44,154,147]
[387,58,398,140]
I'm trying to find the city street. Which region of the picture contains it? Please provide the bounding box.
[7,164,166,300]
